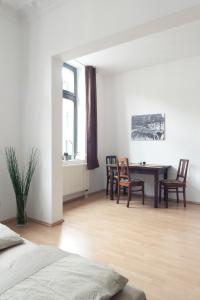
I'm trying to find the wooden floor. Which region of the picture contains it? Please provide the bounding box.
[7,192,200,300]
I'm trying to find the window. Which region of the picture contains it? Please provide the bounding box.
[62,63,77,160]
[62,62,86,161]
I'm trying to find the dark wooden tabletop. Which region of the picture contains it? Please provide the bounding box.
[107,163,171,170]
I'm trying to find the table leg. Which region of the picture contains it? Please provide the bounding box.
[154,171,159,208]
[110,171,114,200]
[164,168,168,179]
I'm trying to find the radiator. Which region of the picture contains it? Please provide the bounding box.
[63,163,89,196]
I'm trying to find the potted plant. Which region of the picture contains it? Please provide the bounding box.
[5,147,39,226]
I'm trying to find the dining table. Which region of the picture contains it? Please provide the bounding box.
[108,163,171,208]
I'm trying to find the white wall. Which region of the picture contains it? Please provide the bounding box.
[21,0,162,224]
[21,0,200,224]
[105,56,200,202]
[0,9,22,221]
[1,1,200,222]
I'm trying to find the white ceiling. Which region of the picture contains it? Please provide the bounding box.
[0,0,69,15]
[0,0,51,10]
[1,0,200,19]
[1,0,200,14]
[77,21,200,75]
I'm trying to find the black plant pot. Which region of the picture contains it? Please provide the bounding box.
[16,196,28,226]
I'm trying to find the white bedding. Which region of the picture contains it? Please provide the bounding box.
[0,240,146,300]
[0,239,36,269]
[0,223,24,250]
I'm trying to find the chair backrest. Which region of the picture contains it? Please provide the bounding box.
[106,155,117,177]
[116,156,130,181]
[106,155,116,165]
[176,159,189,183]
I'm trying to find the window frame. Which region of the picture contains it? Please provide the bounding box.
[62,63,78,159]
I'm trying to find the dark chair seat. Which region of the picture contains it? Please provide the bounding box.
[131,179,144,186]
[160,179,185,187]
[118,178,144,187]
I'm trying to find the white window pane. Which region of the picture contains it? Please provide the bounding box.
[62,67,74,93]
[62,63,86,162]
[62,99,74,159]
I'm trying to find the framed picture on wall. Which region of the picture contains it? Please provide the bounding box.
[131,113,165,141]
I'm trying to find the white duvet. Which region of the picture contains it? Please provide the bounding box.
[0,245,128,300]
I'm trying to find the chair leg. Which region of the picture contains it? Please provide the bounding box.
[115,180,118,195]
[142,183,144,205]
[183,186,186,208]
[176,188,179,204]
[164,186,168,208]
[106,178,109,195]
[117,183,120,204]
[159,183,162,204]
[127,184,132,208]
[123,187,126,195]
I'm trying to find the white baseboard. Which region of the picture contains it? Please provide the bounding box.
[63,189,105,203]
[63,191,88,203]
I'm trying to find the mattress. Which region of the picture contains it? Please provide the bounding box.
[0,240,146,300]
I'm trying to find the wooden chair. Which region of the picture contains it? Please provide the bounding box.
[159,159,189,208]
[106,155,117,196]
[116,157,144,207]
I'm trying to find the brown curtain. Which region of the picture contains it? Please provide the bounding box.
[85,66,99,170]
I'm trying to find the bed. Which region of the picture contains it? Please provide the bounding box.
[0,230,146,300]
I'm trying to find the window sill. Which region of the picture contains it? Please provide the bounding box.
[63,159,86,166]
